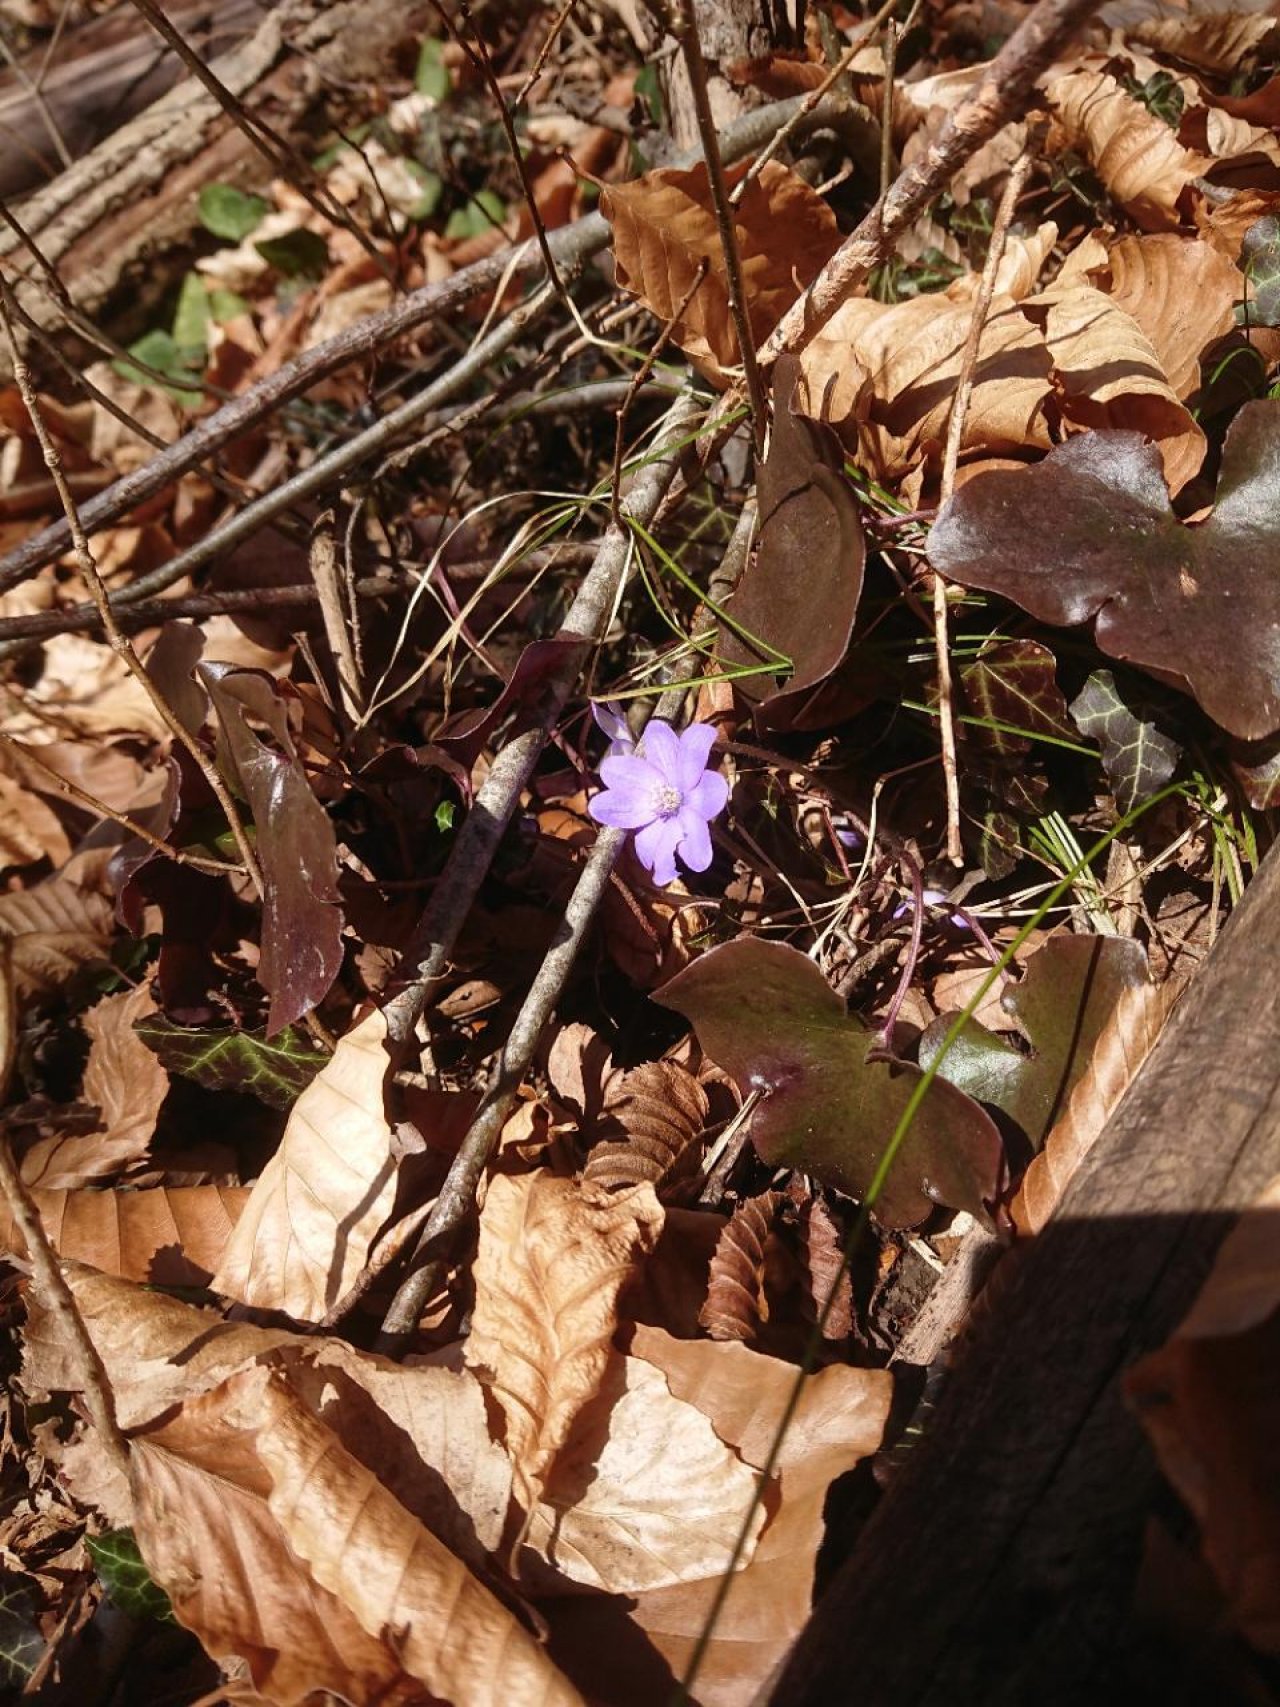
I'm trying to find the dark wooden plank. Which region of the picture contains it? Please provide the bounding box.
[776,844,1280,1705]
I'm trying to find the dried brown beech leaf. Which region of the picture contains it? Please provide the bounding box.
[522,1352,764,1594]
[1075,233,1243,401]
[0,1183,248,1285]
[699,1190,782,1343]
[0,875,114,998]
[951,221,1060,304]
[1129,11,1279,75]
[602,159,839,384]
[212,1007,398,1322]
[131,1364,583,1707]
[548,1327,891,1707]
[1011,980,1175,1236]
[1045,68,1208,230]
[1024,281,1204,492]
[21,980,166,1190]
[25,1265,512,1570]
[466,1171,664,1514]
[0,769,70,869]
[799,1194,854,1342]
[583,1059,709,1191]
[797,292,1053,499]
[1126,1174,1280,1652]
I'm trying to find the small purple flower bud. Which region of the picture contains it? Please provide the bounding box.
[591,701,635,758]
[893,886,971,929]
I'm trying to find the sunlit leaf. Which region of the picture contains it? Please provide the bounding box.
[135,1016,327,1109]
[1069,668,1181,810]
[197,182,268,241]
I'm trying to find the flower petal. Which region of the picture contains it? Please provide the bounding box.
[675,806,714,872]
[600,753,663,793]
[686,769,728,821]
[638,719,681,784]
[592,702,634,752]
[674,722,718,791]
[589,786,656,830]
[634,815,682,886]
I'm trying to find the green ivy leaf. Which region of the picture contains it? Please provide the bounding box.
[415,37,451,101]
[198,182,269,242]
[171,272,211,352]
[405,159,444,220]
[1069,668,1181,811]
[87,1531,175,1623]
[135,1016,328,1109]
[0,1586,43,1685]
[444,189,506,240]
[254,228,330,280]
[111,329,203,405]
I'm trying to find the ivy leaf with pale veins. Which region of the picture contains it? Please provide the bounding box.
[929,401,1280,739]
[134,1017,328,1110]
[718,356,865,716]
[198,664,343,1035]
[1069,668,1181,810]
[1228,729,1280,809]
[87,1530,175,1622]
[920,935,1149,1150]
[959,639,1074,758]
[656,939,1004,1229]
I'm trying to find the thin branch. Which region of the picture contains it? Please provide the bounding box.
[932,149,1035,865]
[760,0,1107,365]
[0,90,845,597]
[611,258,707,525]
[0,289,267,901]
[667,0,768,448]
[379,385,705,1058]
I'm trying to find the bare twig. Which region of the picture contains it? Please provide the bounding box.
[932,149,1035,865]
[760,0,1106,365]
[667,0,768,448]
[308,507,365,723]
[0,289,267,901]
[611,258,707,525]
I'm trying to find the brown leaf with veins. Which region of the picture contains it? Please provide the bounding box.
[0,769,70,869]
[21,979,166,1190]
[1129,11,1279,75]
[466,1170,664,1514]
[546,1327,891,1706]
[602,159,839,385]
[1012,979,1175,1236]
[797,292,1053,499]
[699,1190,782,1343]
[583,1059,709,1191]
[1126,1173,1280,1653]
[0,874,114,998]
[1024,281,1204,492]
[1045,67,1208,230]
[521,1351,764,1594]
[212,1007,398,1322]
[0,1184,248,1285]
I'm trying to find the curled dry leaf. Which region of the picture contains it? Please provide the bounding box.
[602,159,839,384]
[1128,10,1279,75]
[583,1058,709,1191]
[699,1190,783,1343]
[212,1007,399,1322]
[522,1352,765,1595]
[799,1194,854,1343]
[546,1326,892,1707]
[1044,67,1208,230]
[0,1183,249,1285]
[0,770,71,870]
[0,874,114,998]
[465,1170,664,1514]
[1012,979,1176,1236]
[20,978,167,1190]
[796,292,1053,499]
[1125,1173,1280,1652]
[1024,281,1204,492]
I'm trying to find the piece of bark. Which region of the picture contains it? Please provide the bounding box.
[1,0,433,368]
[777,841,1280,1705]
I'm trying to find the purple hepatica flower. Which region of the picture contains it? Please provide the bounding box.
[589,720,728,887]
[893,885,971,930]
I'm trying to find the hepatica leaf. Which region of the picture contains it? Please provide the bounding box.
[929,400,1280,740]
[920,935,1148,1149]
[656,939,1004,1229]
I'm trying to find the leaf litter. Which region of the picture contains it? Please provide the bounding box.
[0,0,1276,1699]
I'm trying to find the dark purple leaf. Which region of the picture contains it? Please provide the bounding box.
[959,639,1073,758]
[920,935,1148,1149]
[1069,668,1181,811]
[929,402,1280,739]
[718,356,865,712]
[198,664,343,1035]
[1229,728,1280,808]
[434,635,584,769]
[656,938,1004,1229]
